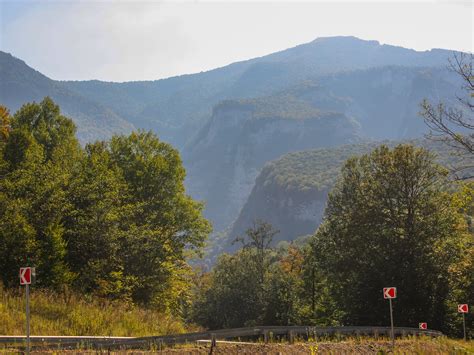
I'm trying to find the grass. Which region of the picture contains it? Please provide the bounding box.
[168,337,473,354]
[0,285,195,336]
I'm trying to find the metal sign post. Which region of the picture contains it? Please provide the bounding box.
[26,282,30,355]
[389,298,394,347]
[458,304,469,341]
[383,287,397,347]
[20,267,34,355]
[463,312,466,341]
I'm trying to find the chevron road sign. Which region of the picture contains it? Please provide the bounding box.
[383,287,396,299]
[20,267,32,285]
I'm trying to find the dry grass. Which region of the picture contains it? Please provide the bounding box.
[3,337,471,354]
[0,286,193,336]
[117,337,473,354]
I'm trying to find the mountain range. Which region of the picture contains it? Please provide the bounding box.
[0,36,465,255]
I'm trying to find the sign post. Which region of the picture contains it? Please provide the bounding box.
[20,267,34,355]
[383,287,397,347]
[458,304,469,341]
[419,323,427,330]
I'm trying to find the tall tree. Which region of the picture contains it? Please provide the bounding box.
[108,131,211,308]
[0,98,80,287]
[234,219,279,286]
[308,144,464,331]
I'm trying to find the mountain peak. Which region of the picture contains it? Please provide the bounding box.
[311,36,380,46]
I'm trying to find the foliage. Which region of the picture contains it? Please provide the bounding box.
[307,144,469,334]
[216,95,324,121]
[0,283,191,336]
[192,221,324,329]
[0,98,211,313]
[0,105,10,143]
[258,139,473,195]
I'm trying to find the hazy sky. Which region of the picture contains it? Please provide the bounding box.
[0,0,472,82]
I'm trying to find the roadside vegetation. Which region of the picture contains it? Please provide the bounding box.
[0,284,192,336]
[143,337,474,354]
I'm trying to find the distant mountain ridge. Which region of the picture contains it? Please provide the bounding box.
[60,36,455,147]
[0,36,465,241]
[0,52,135,143]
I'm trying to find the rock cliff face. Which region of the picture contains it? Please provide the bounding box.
[184,64,461,234]
[184,99,361,231]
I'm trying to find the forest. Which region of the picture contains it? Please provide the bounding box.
[0,98,472,338]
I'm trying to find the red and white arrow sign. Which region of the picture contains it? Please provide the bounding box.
[383,287,397,299]
[419,323,427,330]
[458,304,469,313]
[19,267,31,285]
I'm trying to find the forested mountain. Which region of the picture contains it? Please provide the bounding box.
[0,52,134,143]
[0,37,456,147]
[184,98,361,230]
[0,36,465,237]
[185,65,463,231]
[62,36,453,147]
[227,140,473,250]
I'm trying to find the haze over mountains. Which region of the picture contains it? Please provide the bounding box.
[0,36,465,254]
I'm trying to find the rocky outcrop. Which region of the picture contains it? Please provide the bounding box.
[184,99,361,231]
[227,143,377,245]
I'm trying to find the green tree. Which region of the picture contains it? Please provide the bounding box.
[0,98,79,287]
[308,144,464,331]
[108,131,211,308]
[193,221,277,328]
[192,249,263,329]
[262,245,305,326]
[0,99,211,314]
[444,182,474,338]
[234,219,279,292]
[63,141,132,299]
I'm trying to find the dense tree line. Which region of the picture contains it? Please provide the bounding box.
[193,145,473,337]
[0,98,211,312]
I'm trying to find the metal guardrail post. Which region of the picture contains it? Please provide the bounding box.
[288,330,294,344]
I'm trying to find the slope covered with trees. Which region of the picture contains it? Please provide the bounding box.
[228,139,473,248]
[184,97,361,231]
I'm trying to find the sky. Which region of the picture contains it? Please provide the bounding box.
[0,0,472,82]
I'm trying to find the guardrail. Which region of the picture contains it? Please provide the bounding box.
[0,326,444,350]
